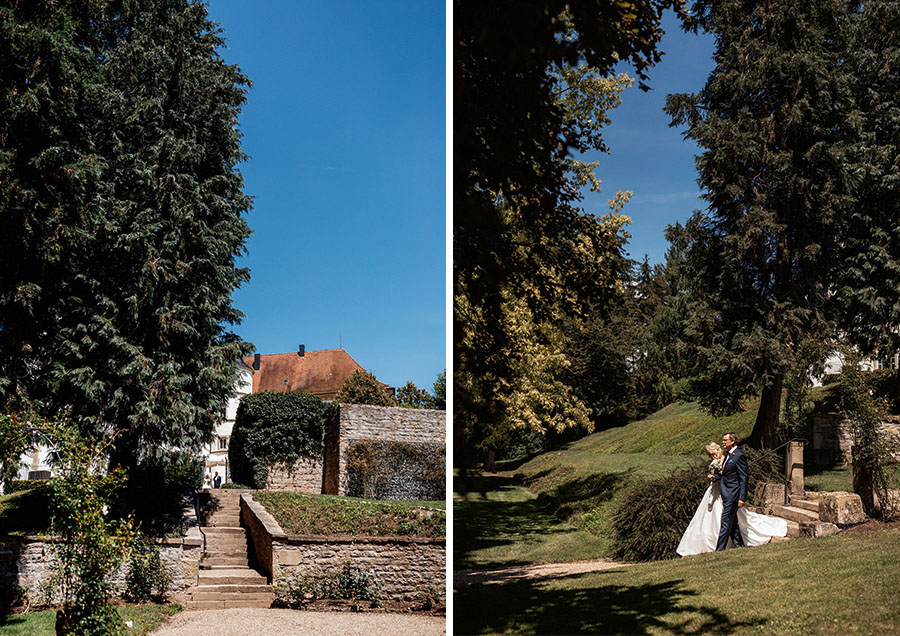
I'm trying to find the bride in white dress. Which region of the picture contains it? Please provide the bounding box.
[676,442,788,556]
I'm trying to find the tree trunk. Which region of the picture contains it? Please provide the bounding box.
[852,445,877,517]
[483,449,496,472]
[746,377,783,449]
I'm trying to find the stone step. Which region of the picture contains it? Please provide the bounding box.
[789,498,820,513]
[784,519,801,538]
[182,599,273,610]
[198,569,267,585]
[201,563,251,570]
[185,583,273,594]
[206,520,242,527]
[189,591,274,602]
[799,521,841,538]
[201,526,246,536]
[201,556,249,568]
[770,504,820,524]
[203,541,249,552]
[202,548,247,561]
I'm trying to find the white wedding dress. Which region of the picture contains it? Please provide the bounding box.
[676,482,788,556]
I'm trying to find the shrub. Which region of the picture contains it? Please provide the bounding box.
[612,448,783,562]
[417,578,444,610]
[346,440,444,500]
[219,481,251,489]
[612,464,708,562]
[124,539,172,602]
[273,560,382,609]
[229,392,337,489]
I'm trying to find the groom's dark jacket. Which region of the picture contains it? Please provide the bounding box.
[715,447,748,503]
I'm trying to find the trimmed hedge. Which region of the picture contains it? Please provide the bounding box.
[612,447,783,562]
[229,392,337,489]
[346,439,444,501]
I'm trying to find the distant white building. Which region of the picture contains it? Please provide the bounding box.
[201,358,254,483]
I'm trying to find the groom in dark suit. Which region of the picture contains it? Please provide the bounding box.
[710,431,748,551]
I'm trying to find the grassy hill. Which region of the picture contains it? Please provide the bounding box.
[456,398,853,569]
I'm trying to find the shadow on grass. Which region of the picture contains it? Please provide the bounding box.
[455,474,586,570]
[454,573,767,635]
[535,471,631,520]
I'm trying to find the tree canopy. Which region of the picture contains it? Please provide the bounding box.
[454,0,687,463]
[664,0,856,447]
[333,370,397,407]
[0,0,251,467]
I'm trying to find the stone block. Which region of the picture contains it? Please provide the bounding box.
[277,551,302,567]
[799,521,841,538]
[817,491,865,525]
[753,482,786,506]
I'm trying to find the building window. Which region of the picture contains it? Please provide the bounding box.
[218,437,228,450]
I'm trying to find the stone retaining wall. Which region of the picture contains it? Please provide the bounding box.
[239,493,445,601]
[810,414,900,464]
[323,405,445,497]
[0,531,201,606]
[264,456,324,493]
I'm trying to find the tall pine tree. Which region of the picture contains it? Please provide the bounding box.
[0,0,251,468]
[664,0,856,447]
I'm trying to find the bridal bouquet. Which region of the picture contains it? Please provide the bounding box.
[707,458,724,475]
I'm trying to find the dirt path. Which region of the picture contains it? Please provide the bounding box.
[150,607,445,636]
[454,558,633,587]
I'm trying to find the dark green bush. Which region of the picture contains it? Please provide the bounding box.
[219,481,251,489]
[124,539,172,602]
[124,451,202,536]
[612,448,784,562]
[345,439,444,500]
[673,376,701,402]
[229,392,337,489]
[612,464,708,562]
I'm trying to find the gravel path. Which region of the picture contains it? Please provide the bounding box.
[454,558,632,587]
[150,608,446,636]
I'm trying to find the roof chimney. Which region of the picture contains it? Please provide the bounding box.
[253,353,260,370]
[298,344,305,358]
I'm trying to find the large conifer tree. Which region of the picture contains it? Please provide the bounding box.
[0,0,251,467]
[664,0,856,447]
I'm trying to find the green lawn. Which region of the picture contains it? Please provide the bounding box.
[254,491,445,537]
[454,529,900,635]
[0,604,180,636]
[454,473,607,569]
[805,464,853,492]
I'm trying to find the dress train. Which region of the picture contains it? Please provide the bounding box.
[676,482,787,556]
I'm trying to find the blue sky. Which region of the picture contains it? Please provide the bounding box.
[585,11,717,266]
[206,1,446,392]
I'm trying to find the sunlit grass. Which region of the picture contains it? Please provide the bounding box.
[254,491,445,537]
[455,529,900,635]
[0,604,181,636]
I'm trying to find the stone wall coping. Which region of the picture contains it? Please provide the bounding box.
[277,534,445,545]
[241,492,287,539]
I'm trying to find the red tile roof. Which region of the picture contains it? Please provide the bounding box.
[242,349,386,399]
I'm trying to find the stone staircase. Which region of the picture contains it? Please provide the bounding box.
[748,486,864,540]
[181,491,275,610]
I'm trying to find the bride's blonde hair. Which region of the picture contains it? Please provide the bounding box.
[705,442,724,459]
